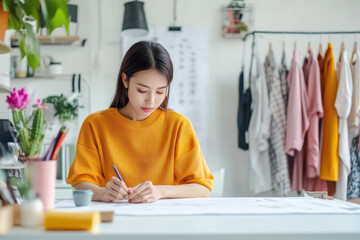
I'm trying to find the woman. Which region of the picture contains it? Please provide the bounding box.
[67,41,214,203]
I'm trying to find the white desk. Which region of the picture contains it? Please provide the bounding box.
[4,198,360,240]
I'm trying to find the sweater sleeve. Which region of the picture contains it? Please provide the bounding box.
[173,118,214,191]
[66,119,106,187]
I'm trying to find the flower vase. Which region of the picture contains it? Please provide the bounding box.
[29,159,57,210]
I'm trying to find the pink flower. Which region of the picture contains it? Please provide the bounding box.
[35,99,48,110]
[5,88,30,110]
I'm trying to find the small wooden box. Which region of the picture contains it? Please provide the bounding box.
[13,204,21,226]
[0,204,14,234]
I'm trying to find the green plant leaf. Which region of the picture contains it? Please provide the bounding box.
[2,0,11,11]
[18,33,28,59]
[50,6,69,34]
[40,0,69,35]
[237,25,248,32]
[4,0,24,30]
[24,23,40,70]
[39,0,50,34]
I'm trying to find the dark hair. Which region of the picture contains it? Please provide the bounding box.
[110,41,173,110]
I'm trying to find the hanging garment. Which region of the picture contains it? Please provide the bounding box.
[334,51,353,200]
[348,50,360,141]
[285,48,310,191]
[249,51,272,194]
[264,52,291,196]
[237,66,252,150]
[302,49,328,191]
[317,53,324,177]
[318,54,325,95]
[319,43,339,182]
[347,136,360,199]
[279,51,289,115]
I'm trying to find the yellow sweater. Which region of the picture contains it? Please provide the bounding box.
[319,43,339,181]
[66,108,214,191]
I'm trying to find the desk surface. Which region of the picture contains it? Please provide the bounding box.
[4,198,360,240]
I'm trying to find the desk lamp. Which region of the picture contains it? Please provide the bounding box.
[122,0,148,37]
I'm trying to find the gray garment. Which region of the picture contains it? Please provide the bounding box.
[347,136,360,199]
[264,53,291,196]
[279,51,289,115]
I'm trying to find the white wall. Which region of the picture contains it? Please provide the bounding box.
[85,0,360,197]
[2,0,360,196]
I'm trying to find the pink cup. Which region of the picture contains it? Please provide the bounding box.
[30,160,57,210]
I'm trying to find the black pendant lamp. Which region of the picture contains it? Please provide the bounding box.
[122,0,148,37]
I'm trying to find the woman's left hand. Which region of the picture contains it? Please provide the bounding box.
[128,181,161,203]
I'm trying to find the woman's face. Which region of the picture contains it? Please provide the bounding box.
[122,69,168,120]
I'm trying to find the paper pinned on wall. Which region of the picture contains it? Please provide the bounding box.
[54,197,360,216]
[122,26,210,156]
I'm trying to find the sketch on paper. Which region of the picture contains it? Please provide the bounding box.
[55,197,360,216]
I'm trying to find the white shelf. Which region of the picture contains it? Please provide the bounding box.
[11,74,74,81]
[11,35,80,46]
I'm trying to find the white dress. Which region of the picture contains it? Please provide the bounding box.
[249,51,272,193]
[334,51,353,200]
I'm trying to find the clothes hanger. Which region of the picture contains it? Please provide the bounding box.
[268,42,273,54]
[305,40,311,59]
[319,42,323,57]
[351,40,358,64]
[307,34,311,52]
[293,35,298,55]
[339,42,345,62]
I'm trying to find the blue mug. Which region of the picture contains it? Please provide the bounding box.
[72,190,93,207]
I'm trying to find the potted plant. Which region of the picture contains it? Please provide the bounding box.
[43,93,79,127]
[5,87,47,161]
[0,0,69,70]
[5,88,60,211]
[225,0,248,34]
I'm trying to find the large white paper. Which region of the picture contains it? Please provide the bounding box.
[54,197,360,216]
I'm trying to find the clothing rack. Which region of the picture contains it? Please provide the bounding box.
[243,30,360,82]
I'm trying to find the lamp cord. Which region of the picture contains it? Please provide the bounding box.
[173,0,177,26]
[97,0,102,53]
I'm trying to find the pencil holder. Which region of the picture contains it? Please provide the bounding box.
[30,160,57,210]
[73,190,93,207]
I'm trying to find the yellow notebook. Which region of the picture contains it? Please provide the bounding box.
[44,211,101,231]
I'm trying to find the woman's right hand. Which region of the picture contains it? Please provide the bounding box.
[102,177,129,202]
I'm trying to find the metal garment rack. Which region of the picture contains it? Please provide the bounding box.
[242,30,360,82]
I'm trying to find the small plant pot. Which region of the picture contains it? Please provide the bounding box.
[0,4,10,42]
[73,190,93,207]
